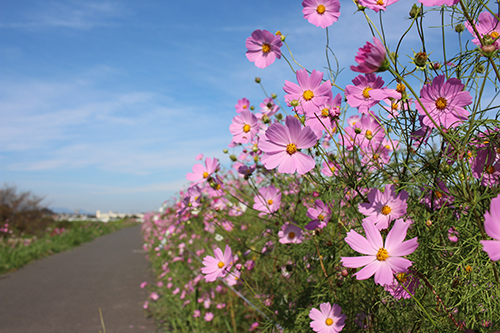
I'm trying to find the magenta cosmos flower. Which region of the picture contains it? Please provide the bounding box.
[358,0,399,13]
[258,115,317,174]
[186,157,219,185]
[235,98,250,113]
[229,110,259,144]
[278,222,303,244]
[481,194,500,261]
[309,302,346,333]
[306,199,331,230]
[358,184,409,230]
[283,69,332,116]
[201,244,233,282]
[341,219,418,286]
[302,0,341,29]
[246,29,283,69]
[253,185,281,216]
[415,75,472,129]
[345,73,399,114]
[351,37,390,74]
[418,0,459,6]
[465,11,500,50]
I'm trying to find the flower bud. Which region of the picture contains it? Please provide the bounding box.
[229,154,237,162]
[454,24,465,33]
[475,63,485,73]
[261,114,270,124]
[271,93,277,99]
[290,100,300,107]
[409,4,421,18]
[255,77,261,83]
[223,149,228,153]
[250,106,255,110]
[414,52,428,67]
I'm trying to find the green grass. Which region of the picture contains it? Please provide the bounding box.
[0,220,137,275]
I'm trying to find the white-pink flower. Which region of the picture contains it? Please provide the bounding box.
[309,302,346,333]
[341,219,418,286]
[481,194,500,261]
[201,245,233,282]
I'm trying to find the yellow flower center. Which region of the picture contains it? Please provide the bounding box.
[325,318,334,326]
[373,154,380,160]
[316,4,326,14]
[218,261,224,268]
[491,31,499,39]
[362,87,372,99]
[435,97,448,110]
[243,124,251,133]
[396,83,406,93]
[321,108,329,117]
[435,191,442,199]
[242,105,247,109]
[262,43,271,53]
[465,265,472,273]
[286,143,297,155]
[203,172,209,178]
[381,205,392,215]
[275,30,282,36]
[396,273,407,283]
[376,247,389,261]
[376,0,384,5]
[485,164,495,174]
[365,130,373,140]
[303,90,314,101]
[391,102,399,110]
[318,214,325,221]
[288,231,296,239]
[267,199,274,205]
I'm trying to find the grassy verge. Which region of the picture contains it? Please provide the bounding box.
[0,219,137,275]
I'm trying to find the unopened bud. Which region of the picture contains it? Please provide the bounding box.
[229,154,237,162]
[255,77,261,83]
[250,106,255,110]
[409,4,421,18]
[223,149,228,153]
[275,113,283,120]
[455,24,465,33]
[262,114,270,124]
[290,100,300,107]
[271,93,277,99]
[433,62,441,70]
[415,52,428,67]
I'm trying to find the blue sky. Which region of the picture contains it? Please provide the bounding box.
[0,1,482,213]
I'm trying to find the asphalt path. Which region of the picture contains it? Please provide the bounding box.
[0,224,158,333]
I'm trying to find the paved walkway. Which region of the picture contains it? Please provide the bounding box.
[0,224,158,333]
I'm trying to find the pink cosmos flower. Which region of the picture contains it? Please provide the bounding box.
[309,303,346,333]
[304,92,342,139]
[341,219,418,286]
[467,11,500,50]
[186,157,219,185]
[345,74,399,114]
[258,97,279,119]
[418,0,459,6]
[258,115,317,174]
[283,69,332,115]
[302,0,341,29]
[150,292,159,301]
[448,227,459,242]
[384,270,420,299]
[278,222,303,244]
[358,0,399,13]
[306,199,331,230]
[358,184,408,230]
[321,160,340,177]
[253,185,281,216]
[246,29,283,69]
[201,244,233,282]
[235,98,250,113]
[481,194,500,261]
[351,37,389,73]
[204,312,214,322]
[415,75,472,129]
[229,110,259,144]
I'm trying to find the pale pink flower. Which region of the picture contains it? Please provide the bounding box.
[283,69,332,115]
[204,312,214,321]
[229,110,259,144]
[258,97,279,119]
[345,74,399,114]
[253,185,281,216]
[351,37,389,73]
[201,244,233,282]
[481,194,500,261]
[465,11,500,50]
[309,302,346,333]
[235,98,250,113]
[302,0,341,29]
[358,184,408,230]
[341,219,418,286]
[358,0,400,12]
[278,222,303,244]
[415,75,472,129]
[186,157,219,185]
[306,200,331,230]
[140,281,147,288]
[246,29,283,69]
[150,292,159,301]
[258,115,317,174]
[193,310,201,318]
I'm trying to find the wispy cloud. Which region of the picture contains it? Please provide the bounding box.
[0,1,126,30]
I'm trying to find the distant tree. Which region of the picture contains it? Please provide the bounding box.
[0,185,54,235]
